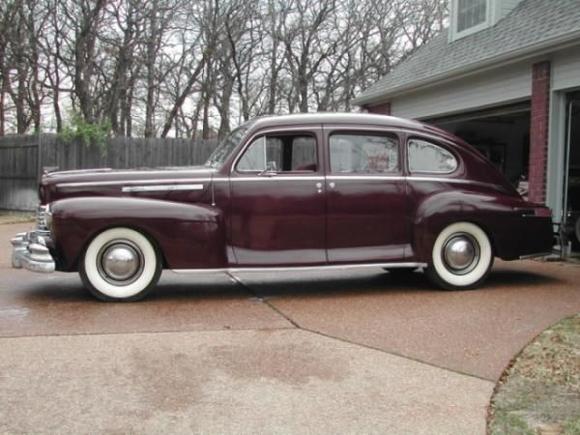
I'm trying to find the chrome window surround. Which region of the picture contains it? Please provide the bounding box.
[231,126,322,176]
[407,138,459,175]
[328,132,401,175]
[235,133,319,174]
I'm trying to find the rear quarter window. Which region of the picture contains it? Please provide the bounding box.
[407,138,458,173]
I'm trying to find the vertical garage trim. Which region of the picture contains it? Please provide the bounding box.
[528,61,551,204]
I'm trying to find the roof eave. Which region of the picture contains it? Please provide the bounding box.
[354,30,580,107]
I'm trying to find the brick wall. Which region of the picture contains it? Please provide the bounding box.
[528,61,551,204]
[365,102,391,115]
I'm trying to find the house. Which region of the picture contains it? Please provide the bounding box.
[354,0,580,250]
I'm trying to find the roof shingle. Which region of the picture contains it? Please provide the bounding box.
[355,0,580,105]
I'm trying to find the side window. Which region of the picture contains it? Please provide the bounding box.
[238,136,266,171]
[407,138,458,173]
[237,134,317,172]
[329,133,399,174]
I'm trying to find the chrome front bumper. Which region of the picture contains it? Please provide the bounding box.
[10,231,55,273]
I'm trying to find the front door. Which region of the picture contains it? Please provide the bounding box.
[229,126,326,266]
[324,126,410,263]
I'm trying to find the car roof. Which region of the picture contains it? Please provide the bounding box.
[249,112,452,139]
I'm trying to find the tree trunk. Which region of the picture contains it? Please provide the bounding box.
[160,51,207,138]
[144,0,159,138]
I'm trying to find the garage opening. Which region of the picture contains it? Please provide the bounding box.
[563,92,580,256]
[425,103,531,194]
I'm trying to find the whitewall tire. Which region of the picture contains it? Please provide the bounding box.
[426,222,493,290]
[80,227,161,301]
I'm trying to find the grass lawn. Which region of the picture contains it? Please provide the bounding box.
[489,314,580,435]
[0,211,34,225]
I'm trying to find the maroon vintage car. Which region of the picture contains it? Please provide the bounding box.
[11,113,553,301]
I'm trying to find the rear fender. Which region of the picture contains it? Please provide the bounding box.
[411,190,523,262]
[51,196,226,271]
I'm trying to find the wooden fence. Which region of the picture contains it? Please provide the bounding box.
[0,134,217,211]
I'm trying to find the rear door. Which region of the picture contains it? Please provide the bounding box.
[324,126,410,263]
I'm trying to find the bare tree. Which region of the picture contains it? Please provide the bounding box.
[65,0,108,123]
[0,0,448,137]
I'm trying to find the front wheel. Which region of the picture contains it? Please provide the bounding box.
[426,222,493,290]
[80,227,162,301]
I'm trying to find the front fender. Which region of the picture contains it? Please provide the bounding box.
[51,196,226,271]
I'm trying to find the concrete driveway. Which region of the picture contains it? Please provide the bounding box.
[1,222,579,434]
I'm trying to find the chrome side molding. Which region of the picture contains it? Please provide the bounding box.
[122,184,204,193]
[518,252,553,260]
[171,262,427,274]
[58,178,213,188]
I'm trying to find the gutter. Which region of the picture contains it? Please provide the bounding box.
[353,29,580,106]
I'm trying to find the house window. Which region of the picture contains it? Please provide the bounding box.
[457,0,487,32]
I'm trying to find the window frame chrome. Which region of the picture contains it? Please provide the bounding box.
[406,136,460,176]
[231,126,322,177]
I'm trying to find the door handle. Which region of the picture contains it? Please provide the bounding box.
[316,182,323,193]
[328,182,336,189]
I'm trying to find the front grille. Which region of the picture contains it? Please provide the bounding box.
[36,205,49,231]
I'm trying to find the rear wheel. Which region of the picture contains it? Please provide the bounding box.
[426,222,493,290]
[80,227,161,301]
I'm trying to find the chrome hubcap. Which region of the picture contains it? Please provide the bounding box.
[98,241,143,285]
[442,234,479,274]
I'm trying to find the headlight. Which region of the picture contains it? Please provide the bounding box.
[45,207,53,231]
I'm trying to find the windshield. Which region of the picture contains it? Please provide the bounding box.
[205,121,255,169]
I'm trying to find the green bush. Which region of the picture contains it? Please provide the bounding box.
[60,112,111,149]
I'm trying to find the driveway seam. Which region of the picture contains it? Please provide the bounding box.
[0,326,296,340]
[227,272,300,328]
[300,326,495,383]
[229,272,496,384]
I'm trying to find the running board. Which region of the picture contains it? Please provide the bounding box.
[171,262,427,274]
[518,252,554,260]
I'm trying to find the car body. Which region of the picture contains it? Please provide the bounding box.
[11,113,554,301]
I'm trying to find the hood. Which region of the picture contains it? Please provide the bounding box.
[40,166,216,204]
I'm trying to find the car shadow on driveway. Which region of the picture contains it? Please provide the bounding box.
[484,268,561,287]
[3,263,564,304]
[1,272,250,304]
[0,272,292,338]
[226,266,562,300]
